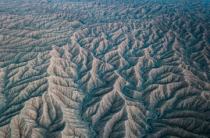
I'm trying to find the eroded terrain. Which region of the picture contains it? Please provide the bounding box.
[0,0,210,137]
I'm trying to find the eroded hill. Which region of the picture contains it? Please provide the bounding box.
[0,0,210,137]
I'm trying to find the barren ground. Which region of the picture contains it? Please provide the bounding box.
[0,0,210,137]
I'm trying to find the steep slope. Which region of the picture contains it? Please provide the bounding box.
[0,0,210,138]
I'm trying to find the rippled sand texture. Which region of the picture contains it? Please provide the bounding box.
[0,0,210,137]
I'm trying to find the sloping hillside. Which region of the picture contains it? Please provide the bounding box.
[0,0,210,137]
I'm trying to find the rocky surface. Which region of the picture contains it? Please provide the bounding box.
[0,0,210,137]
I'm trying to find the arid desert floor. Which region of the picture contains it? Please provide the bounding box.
[0,0,210,137]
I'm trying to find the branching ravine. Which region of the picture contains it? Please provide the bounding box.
[0,0,210,138]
